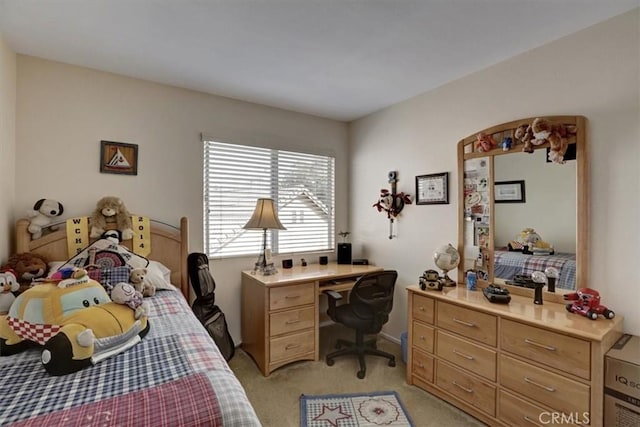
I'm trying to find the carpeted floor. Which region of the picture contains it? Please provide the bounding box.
[229,323,486,427]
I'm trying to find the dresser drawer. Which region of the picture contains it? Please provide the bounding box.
[270,329,314,362]
[412,294,434,324]
[436,302,497,346]
[412,321,434,353]
[436,360,496,416]
[412,348,434,382]
[270,306,315,336]
[499,390,579,427]
[436,330,496,381]
[269,283,315,311]
[499,354,590,415]
[501,319,591,380]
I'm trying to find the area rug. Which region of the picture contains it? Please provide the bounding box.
[300,391,414,427]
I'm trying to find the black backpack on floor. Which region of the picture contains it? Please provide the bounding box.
[187,252,235,361]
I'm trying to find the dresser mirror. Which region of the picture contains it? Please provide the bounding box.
[457,116,588,300]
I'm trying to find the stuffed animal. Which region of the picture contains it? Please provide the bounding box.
[0,270,19,314]
[110,282,149,320]
[372,189,412,219]
[508,228,554,254]
[90,196,134,240]
[0,276,149,376]
[26,199,64,239]
[129,267,155,297]
[530,118,578,164]
[514,123,534,153]
[1,252,48,293]
[475,132,497,152]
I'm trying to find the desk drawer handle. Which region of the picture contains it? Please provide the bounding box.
[419,306,426,311]
[452,318,475,327]
[452,380,473,393]
[419,335,426,341]
[524,338,556,352]
[524,376,556,392]
[285,294,301,299]
[523,415,542,426]
[285,319,300,324]
[453,349,474,360]
[285,343,301,350]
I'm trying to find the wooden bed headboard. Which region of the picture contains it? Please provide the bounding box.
[15,217,190,299]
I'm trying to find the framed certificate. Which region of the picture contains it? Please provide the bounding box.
[415,172,449,205]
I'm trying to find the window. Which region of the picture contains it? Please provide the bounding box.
[203,139,335,258]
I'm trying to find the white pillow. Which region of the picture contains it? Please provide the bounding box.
[145,260,176,291]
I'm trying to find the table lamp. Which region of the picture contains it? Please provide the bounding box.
[243,198,286,275]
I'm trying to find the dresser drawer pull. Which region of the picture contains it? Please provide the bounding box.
[452,349,474,360]
[285,319,300,324]
[285,294,301,299]
[417,362,425,368]
[524,415,542,426]
[524,338,556,352]
[419,306,426,311]
[452,381,473,393]
[524,376,556,392]
[285,343,301,350]
[419,335,427,341]
[452,318,475,327]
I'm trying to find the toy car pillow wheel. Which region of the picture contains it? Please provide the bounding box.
[603,309,615,319]
[586,310,599,321]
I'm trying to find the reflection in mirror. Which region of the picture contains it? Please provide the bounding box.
[493,149,577,291]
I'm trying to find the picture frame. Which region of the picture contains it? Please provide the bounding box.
[415,172,449,205]
[494,180,525,203]
[100,140,138,175]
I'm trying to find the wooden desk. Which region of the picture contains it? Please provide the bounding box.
[241,263,383,376]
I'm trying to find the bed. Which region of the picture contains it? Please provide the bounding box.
[494,249,577,290]
[1,217,261,426]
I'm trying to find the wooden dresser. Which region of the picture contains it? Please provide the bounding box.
[407,285,623,427]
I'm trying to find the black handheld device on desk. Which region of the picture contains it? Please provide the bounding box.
[483,285,511,304]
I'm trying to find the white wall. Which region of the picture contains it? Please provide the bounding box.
[0,34,16,261]
[350,9,640,336]
[14,56,348,342]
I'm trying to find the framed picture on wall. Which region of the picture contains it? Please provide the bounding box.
[415,172,449,205]
[494,180,525,203]
[100,140,138,175]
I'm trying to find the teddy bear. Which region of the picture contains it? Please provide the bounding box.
[1,252,48,293]
[129,267,155,297]
[514,123,534,153]
[530,118,578,164]
[26,198,64,239]
[0,270,19,313]
[109,282,149,319]
[90,196,134,240]
[475,132,497,152]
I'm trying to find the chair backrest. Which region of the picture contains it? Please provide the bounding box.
[350,270,397,332]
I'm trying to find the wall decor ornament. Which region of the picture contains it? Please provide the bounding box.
[100,140,138,175]
[372,170,412,239]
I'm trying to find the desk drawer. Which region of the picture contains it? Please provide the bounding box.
[436,360,496,416]
[412,348,434,382]
[501,319,590,380]
[270,306,315,336]
[436,330,496,381]
[270,330,314,362]
[412,321,434,353]
[269,283,315,311]
[412,294,434,324]
[436,302,497,347]
[499,354,589,415]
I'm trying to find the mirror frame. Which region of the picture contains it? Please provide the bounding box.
[457,115,588,302]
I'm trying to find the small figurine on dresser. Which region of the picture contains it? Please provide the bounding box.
[564,288,616,320]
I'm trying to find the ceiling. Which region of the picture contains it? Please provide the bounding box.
[0,1,637,121]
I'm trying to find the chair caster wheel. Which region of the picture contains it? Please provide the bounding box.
[326,358,334,366]
[357,370,366,379]
[388,359,396,367]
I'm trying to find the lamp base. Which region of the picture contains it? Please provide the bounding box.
[254,261,278,275]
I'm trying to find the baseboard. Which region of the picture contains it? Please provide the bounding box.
[379,331,400,345]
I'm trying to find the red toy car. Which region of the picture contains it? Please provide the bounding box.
[564,288,615,320]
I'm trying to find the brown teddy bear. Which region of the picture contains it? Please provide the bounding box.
[90,196,134,240]
[514,123,534,153]
[1,252,48,293]
[530,118,578,164]
[129,267,155,297]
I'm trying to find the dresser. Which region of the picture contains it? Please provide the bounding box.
[407,286,623,427]
[241,263,382,376]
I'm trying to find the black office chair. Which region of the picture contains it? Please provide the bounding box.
[324,270,397,379]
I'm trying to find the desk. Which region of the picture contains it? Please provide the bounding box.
[241,263,383,376]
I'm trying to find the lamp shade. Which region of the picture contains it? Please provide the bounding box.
[243,198,286,230]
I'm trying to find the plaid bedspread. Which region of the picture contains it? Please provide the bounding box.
[494,250,577,290]
[0,290,260,426]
